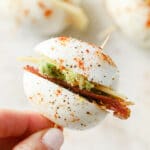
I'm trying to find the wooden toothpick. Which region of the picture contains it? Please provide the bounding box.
[101,34,111,50]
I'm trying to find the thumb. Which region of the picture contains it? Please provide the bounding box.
[42,128,64,150]
[13,128,64,150]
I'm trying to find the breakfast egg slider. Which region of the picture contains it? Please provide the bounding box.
[22,37,132,130]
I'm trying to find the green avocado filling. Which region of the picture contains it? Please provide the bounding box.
[39,60,94,91]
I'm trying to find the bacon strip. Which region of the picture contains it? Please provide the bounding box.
[24,65,131,119]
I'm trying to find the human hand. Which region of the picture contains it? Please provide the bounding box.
[0,109,64,150]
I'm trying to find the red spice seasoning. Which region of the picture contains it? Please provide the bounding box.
[59,36,69,42]
[55,89,62,96]
[59,37,69,46]
[74,58,85,70]
[63,0,71,3]
[23,9,30,16]
[44,9,53,17]
[38,1,53,18]
[60,66,65,71]
[102,53,116,67]
[95,50,116,67]
[146,13,150,28]
[38,1,46,9]
[59,59,64,64]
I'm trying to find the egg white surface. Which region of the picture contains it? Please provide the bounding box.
[23,71,107,130]
[9,0,80,35]
[35,37,119,89]
[106,0,150,48]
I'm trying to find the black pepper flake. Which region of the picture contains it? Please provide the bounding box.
[82,58,84,60]
[49,101,55,105]
[81,51,83,53]
[64,118,67,121]
[74,65,77,68]
[104,76,106,78]
[112,77,115,80]
[86,112,91,115]
[67,107,71,111]
[86,49,89,53]
[98,64,101,67]
[81,123,84,126]
[57,107,60,109]
[70,65,73,68]
[90,64,92,67]
[74,47,78,49]
[98,46,102,50]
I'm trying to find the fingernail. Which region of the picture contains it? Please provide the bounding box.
[42,128,64,150]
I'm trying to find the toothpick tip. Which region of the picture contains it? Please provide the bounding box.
[101,34,111,50]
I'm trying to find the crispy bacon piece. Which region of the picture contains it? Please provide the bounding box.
[24,65,131,119]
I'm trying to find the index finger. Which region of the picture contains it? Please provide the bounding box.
[0,109,56,138]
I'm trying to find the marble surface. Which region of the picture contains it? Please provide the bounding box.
[0,0,150,150]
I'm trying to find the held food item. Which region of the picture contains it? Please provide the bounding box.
[22,37,132,130]
[106,0,150,48]
[9,0,88,35]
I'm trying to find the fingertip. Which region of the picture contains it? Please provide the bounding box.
[13,128,64,150]
[42,128,64,150]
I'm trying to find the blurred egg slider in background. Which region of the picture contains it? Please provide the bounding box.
[7,0,88,35]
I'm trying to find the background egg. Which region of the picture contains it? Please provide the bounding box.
[106,0,150,48]
[9,0,81,35]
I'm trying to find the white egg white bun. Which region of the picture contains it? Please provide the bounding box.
[9,0,88,35]
[23,37,131,130]
[106,0,150,48]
